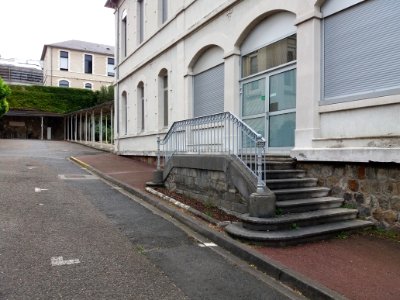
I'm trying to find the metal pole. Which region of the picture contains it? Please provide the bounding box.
[256,135,265,193]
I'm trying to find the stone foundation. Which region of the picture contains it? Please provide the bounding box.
[297,161,400,230]
[165,167,248,213]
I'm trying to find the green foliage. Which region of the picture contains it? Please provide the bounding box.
[0,77,11,117]
[94,85,114,104]
[7,85,97,114]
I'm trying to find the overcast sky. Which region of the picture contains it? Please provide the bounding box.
[0,0,115,62]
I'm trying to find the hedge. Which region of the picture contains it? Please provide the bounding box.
[7,85,98,114]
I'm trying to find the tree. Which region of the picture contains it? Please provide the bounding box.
[94,85,114,104]
[0,77,11,117]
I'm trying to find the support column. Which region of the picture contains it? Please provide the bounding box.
[293,16,322,150]
[66,116,69,141]
[64,117,66,140]
[79,113,82,142]
[105,113,108,144]
[40,116,44,140]
[223,52,241,115]
[70,115,73,141]
[100,108,103,145]
[74,114,77,141]
[91,110,95,144]
[85,112,88,142]
[111,107,114,144]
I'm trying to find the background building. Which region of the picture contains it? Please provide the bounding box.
[41,40,115,91]
[0,58,43,86]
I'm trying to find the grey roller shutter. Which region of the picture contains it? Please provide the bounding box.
[323,0,400,102]
[193,64,224,117]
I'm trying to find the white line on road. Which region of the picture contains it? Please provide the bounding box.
[51,256,80,266]
[198,242,218,247]
[34,187,48,192]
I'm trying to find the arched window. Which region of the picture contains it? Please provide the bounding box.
[192,46,225,118]
[84,83,92,89]
[158,69,168,128]
[121,10,128,57]
[59,80,70,88]
[137,82,145,131]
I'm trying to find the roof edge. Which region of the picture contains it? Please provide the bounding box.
[105,0,118,9]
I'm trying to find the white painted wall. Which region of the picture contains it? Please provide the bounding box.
[109,0,400,162]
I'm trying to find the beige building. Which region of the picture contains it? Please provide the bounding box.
[41,40,115,91]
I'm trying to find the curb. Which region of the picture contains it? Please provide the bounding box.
[70,156,346,300]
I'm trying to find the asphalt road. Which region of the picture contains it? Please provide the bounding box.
[0,140,302,300]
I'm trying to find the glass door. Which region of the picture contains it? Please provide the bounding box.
[241,67,296,150]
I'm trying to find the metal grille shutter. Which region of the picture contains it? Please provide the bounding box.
[193,64,224,117]
[323,0,400,101]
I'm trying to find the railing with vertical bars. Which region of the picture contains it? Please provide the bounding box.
[157,112,266,192]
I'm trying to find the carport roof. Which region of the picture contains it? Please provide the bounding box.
[5,109,63,117]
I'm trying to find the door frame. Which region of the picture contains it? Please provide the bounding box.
[240,63,297,152]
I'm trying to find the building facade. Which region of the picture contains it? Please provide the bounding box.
[106,0,400,163]
[0,58,43,86]
[41,40,115,91]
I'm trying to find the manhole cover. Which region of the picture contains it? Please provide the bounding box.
[58,174,98,180]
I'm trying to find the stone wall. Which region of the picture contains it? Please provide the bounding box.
[297,161,400,230]
[165,167,248,214]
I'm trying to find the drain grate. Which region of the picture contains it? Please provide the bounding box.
[58,174,98,180]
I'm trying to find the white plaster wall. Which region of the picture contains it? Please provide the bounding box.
[320,104,400,139]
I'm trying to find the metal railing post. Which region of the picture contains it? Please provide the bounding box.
[256,134,266,193]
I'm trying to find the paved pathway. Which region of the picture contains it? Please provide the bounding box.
[0,140,297,299]
[75,148,400,300]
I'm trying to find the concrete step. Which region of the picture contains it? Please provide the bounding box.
[265,169,306,179]
[241,208,358,231]
[245,161,295,171]
[274,187,330,201]
[266,178,318,190]
[225,219,373,247]
[277,197,343,213]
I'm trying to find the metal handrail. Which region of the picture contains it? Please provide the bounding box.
[157,112,266,192]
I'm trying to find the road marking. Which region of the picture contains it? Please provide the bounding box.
[51,256,80,266]
[38,203,44,206]
[198,242,217,247]
[58,174,97,180]
[27,166,37,170]
[34,187,48,192]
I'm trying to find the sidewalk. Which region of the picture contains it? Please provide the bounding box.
[72,152,400,300]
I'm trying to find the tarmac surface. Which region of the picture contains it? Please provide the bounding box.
[75,148,400,300]
[0,140,300,300]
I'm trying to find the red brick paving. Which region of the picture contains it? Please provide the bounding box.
[75,152,400,300]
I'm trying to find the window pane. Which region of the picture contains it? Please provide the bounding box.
[107,57,115,77]
[242,117,265,148]
[242,79,265,117]
[242,34,297,77]
[85,83,92,89]
[269,69,296,112]
[85,54,93,74]
[60,51,68,70]
[59,80,69,87]
[269,113,295,147]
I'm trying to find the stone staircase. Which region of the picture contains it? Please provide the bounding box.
[225,156,373,246]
